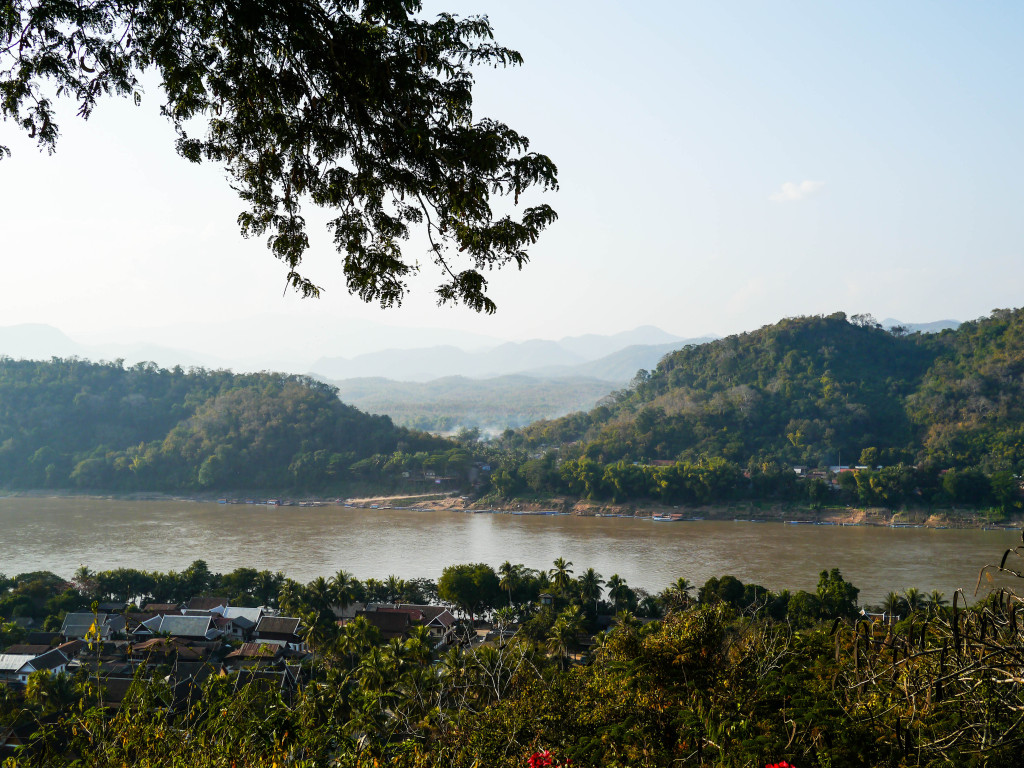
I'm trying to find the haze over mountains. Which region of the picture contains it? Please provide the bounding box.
[0,316,962,434]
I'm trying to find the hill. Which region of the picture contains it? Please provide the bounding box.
[0,358,446,493]
[520,309,1024,474]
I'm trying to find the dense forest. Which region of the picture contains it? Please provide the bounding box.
[0,359,447,493]
[518,310,1024,469]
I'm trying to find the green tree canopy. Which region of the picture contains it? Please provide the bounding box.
[1,0,558,312]
[437,562,500,623]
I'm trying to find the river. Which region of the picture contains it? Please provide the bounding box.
[2,496,1021,605]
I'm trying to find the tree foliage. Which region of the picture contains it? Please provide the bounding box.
[0,0,558,311]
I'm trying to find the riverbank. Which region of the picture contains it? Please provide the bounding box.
[2,488,1019,530]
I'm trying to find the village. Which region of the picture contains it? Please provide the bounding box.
[0,592,470,752]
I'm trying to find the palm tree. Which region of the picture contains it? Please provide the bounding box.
[577,568,604,614]
[928,590,948,616]
[329,569,358,610]
[498,561,523,607]
[660,577,693,614]
[385,574,406,604]
[306,576,333,614]
[546,606,583,669]
[882,591,905,622]
[404,625,434,665]
[607,574,632,613]
[903,587,926,615]
[549,558,574,595]
[277,579,304,615]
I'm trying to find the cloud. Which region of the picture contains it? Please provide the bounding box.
[769,180,825,203]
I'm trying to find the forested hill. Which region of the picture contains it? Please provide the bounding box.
[520,308,1024,473]
[0,359,446,492]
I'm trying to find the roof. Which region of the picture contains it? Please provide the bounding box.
[357,610,411,638]
[142,603,181,613]
[26,632,60,646]
[60,613,126,638]
[2,645,52,656]
[396,604,456,627]
[256,616,301,636]
[0,654,35,673]
[97,602,128,613]
[131,638,207,660]
[186,597,229,611]
[29,649,68,671]
[60,613,102,637]
[157,615,215,638]
[56,640,86,657]
[375,607,425,622]
[226,643,279,659]
[221,607,265,623]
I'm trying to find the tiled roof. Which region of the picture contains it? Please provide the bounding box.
[2,645,51,656]
[29,649,68,671]
[56,640,86,657]
[131,638,207,660]
[357,610,411,638]
[256,616,301,636]
[226,643,279,659]
[26,632,60,645]
[397,604,456,627]
[186,597,229,611]
[142,603,181,613]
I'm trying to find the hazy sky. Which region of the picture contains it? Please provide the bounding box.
[2,1,1023,348]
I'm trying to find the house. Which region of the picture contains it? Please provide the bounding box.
[140,614,221,642]
[253,616,305,651]
[129,637,211,666]
[224,642,282,670]
[350,603,457,645]
[392,604,457,645]
[96,602,129,614]
[141,603,182,613]
[356,609,413,640]
[186,596,230,612]
[25,632,60,647]
[26,649,69,675]
[0,654,38,684]
[59,612,126,642]
[2,644,52,657]
[218,607,266,641]
[0,649,69,684]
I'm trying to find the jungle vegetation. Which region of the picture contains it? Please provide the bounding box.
[2,556,1023,767]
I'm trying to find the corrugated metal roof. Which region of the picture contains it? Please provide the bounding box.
[158,615,214,638]
[221,607,265,623]
[0,654,35,672]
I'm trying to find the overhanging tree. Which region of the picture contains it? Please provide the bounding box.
[1,0,558,312]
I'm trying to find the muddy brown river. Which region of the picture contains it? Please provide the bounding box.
[2,496,1021,605]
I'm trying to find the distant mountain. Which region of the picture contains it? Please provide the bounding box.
[881,318,960,334]
[0,323,83,359]
[526,338,717,382]
[557,326,688,360]
[309,327,701,382]
[0,323,228,369]
[328,374,615,433]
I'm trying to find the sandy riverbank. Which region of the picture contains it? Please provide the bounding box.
[3,488,1019,530]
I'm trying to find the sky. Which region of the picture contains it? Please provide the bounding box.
[2,1,1023,357]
